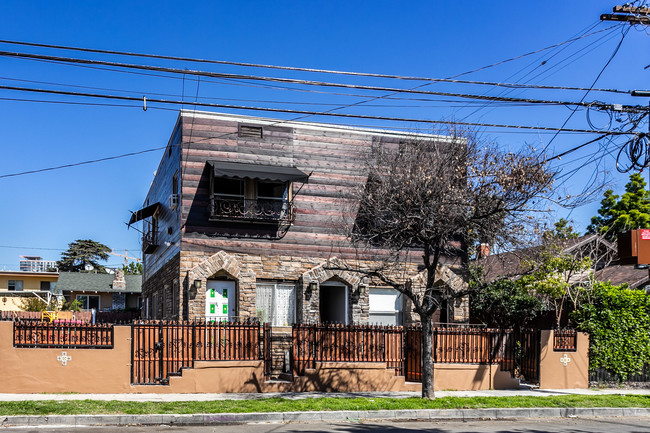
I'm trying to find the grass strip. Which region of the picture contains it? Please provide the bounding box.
[0,395,649,416]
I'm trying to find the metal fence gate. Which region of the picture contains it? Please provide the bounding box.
[403,327,541,384]
[131,320,264,385]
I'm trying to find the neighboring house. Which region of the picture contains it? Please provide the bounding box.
[56,271,142,311]
[131,110,467,326]
[479,233,650,289]
[0,270,59,311]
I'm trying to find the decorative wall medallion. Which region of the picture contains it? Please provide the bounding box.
[560,354,571,367]
[57,352,72,366]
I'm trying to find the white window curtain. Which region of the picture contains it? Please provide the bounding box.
[256,283,296,326]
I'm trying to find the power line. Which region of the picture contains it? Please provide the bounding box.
[0,50,643,112]
[0,29,630,94]
[0,84,639,134]
[0,244,140,252]
[0,245,64,251]
[0,95,612,135]
[544,134,612,162]
[457,23,621,121]
[543,26,630,152]
[0,146,166,179]
[3,74,596,108]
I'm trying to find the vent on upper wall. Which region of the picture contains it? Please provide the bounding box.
[239,125,263,139]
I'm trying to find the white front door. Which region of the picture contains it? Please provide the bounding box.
[205,280,236,322]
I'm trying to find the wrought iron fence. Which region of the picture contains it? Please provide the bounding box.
[293,324,541,383]
[131,320,264,385]
[590,364,650,383]
[263,323,272,379]
[292,323,404,376]
[13,320,113,349]
[553,329,577,351]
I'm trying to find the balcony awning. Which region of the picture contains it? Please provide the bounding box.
[208,160,309,183]
[128,202,161,225]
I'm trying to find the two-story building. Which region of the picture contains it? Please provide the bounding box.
[131,110,468,326]
[0,270,58,311]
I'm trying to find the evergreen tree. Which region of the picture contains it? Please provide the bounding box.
[57,239,111,273]
[587,173,650,242]
[543,218,580,242]
[122,261,143,275]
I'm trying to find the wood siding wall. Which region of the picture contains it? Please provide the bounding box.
[142,119,182,279]
[178,112,387,259]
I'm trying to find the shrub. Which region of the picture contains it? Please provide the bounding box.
[571,281,650,380]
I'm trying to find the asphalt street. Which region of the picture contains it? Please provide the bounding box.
[2,417,650,433]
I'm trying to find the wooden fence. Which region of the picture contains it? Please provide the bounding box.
[13,320,113,349]
[131,320,266,385]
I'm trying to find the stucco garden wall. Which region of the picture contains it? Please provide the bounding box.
[539,329,589,389]
[0,322,588,393]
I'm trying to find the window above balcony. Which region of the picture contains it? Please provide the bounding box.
[207,161,309,224]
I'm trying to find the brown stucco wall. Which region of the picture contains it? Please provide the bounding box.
[433,363,519,391]
[0,320,519,393]
[538,330,589,389]
[0,321,132,393]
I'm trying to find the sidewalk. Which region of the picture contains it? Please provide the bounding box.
[1,388,649,427]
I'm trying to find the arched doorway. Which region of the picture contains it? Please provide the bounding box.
[205,279,236,321]
[319,280,348,324]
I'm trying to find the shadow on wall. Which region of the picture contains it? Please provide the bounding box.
[292,362,408,393]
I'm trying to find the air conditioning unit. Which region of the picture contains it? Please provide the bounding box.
[169,194,179,210]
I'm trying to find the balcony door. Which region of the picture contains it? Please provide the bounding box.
[205,280,236,322]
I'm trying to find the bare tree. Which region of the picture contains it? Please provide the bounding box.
[340,129,555,399]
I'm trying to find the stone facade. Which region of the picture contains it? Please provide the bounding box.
[141,249,469,326]
[141,253,181,320]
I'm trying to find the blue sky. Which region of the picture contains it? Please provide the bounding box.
[0,1,648,270]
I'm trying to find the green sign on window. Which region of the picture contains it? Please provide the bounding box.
[210,304,215,314]
[223,288,228,298]
[223,305,228,314]
[210,289,215,298]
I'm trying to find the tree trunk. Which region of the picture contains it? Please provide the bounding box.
[420,314,435,399]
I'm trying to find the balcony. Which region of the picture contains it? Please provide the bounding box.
[209,196,294,224]
[142,231,159,254]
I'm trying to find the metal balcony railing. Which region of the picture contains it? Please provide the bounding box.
[142,230,159,254]
[210,196,293,223]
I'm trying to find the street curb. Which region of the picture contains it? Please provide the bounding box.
[2,407,650,427]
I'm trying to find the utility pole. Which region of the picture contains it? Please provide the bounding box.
[601,5,650,24]
[629,90,650,279]
[109,250,141,266]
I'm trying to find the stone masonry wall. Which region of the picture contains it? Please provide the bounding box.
[141,253,180,320]
[270,327,292,375]
[144,250,470,324]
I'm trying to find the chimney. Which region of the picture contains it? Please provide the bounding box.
[113,269,126,291]
[477,243,490,259]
